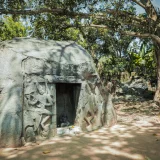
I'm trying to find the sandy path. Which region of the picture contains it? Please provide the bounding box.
[0,120,160,160]
[1,100,160,160]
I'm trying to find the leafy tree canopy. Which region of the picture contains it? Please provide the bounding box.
[0,0,160,101]
[0,16,27,40]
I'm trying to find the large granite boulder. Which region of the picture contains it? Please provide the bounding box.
[115,76,154,102]
[0,38,117,147]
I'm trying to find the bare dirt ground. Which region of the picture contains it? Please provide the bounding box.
[0,100,160,160]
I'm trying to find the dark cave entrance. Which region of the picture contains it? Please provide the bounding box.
[56,83,81,127]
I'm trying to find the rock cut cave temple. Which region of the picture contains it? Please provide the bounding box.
[0,38,116,147]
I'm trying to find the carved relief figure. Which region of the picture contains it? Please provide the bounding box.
[24,80,55,141]
[36,82,54,137]
[24,87,38,142]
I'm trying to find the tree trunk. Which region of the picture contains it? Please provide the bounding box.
[154,42,160,103]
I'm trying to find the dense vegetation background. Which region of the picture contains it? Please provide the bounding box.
[0,0,159,101]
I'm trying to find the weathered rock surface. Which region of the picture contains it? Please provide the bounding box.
[0,38,116,147]
[115,77,154,102]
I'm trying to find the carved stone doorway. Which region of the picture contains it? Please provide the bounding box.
[56,83,81,127]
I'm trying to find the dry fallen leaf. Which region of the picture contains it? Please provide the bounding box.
[43,151,51,154]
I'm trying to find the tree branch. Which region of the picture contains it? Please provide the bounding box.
[121,31,160,44]
[0,8,91,18]
[0,7,149,24]
[131,0,146,9]
[70,23,160,44]
[0,7,150,30]
[145,0,158,21]
[121,31,151,38]
[82,24,109,29]
[105,9,148,24]
[128,0,158,21]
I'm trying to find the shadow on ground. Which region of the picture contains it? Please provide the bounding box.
[0,120,160,160]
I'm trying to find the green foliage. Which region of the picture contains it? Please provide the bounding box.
[128,42,156,79]
[97,55,128,79]
[97,38,156,81]
[65,28,88,48]
[0,16,27,41]
[0,0,158,83]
